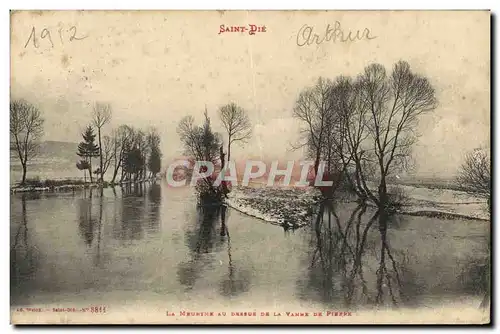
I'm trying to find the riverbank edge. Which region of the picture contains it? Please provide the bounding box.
[10,177,161,193]
[225,187,490,227]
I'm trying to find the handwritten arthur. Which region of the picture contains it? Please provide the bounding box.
[296,21,376,46]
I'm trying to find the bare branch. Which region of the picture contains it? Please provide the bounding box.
[92,102,112,129]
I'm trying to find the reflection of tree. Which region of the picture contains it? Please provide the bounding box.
[94,187,105,267]
[375,211,404,306]
[147,182,161,232]
[219,205,251,297]
[77,188,106,267]
[299,200,407,309]
[192,205,221,254]
[77,194,96,247]
[10,194,36,288]
[115,183,146,241]
[457,240,490,309]
[177,201,223,290]
[177,200,251,295]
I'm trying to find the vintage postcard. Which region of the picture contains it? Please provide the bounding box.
[10,10,491,325]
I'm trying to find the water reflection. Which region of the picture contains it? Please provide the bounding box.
[10,194,36,290]
[298,201,382,307]
[177,201,224,290]
[298,200,490,310]
[177,200,251,297]
[76,183,162,267]
[9,182,490,310]
[115,183,147,241]
[77,192,97,247]
[147,183,161,232]
[218,205,251,297]
[76,188,105,267]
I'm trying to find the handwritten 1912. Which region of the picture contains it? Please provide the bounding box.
[24,25,88,49]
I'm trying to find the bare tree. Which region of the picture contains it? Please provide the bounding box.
[177,115,201,159]
[457,147,491,210]
[134,129,147,180]
[92,102,112,183]
[10,99,44,184]
[330,76,372,198]
[177,112,221,163]
[292,77,334,176]
[360,61,437,211]
[295,61,437,210]
[100,135,114,178]
[218,103,252,164]
[146,127,162,178]
[110,125,133,184]
[177,110,223,200]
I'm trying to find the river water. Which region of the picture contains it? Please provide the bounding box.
[10,181,490,321]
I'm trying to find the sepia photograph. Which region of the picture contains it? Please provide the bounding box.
[9,9,491,325]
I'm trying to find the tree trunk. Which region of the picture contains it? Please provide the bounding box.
[313,141,322,179]
[327,145,331,173]
[220,146,225,170]
[226,140,231,166]
[21,162,27,184]
[89,157,94,183]
[314,155,321,181]
[378,176,388,212]
[98,127,103,183]
[111,165,119,184]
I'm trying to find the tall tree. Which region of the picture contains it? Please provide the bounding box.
[293,61,438,213]
[100,135,114,179]
[359,61,437,211]
[292,77,334,176]
[10,99,44,184]
[177,109,223,200]
[148,146,162,178]
[147,128,162,178]
[110,125,134,184]
[123,146,145,181]
[92,102,112,183]
[133,129,147,180]
[77,125,100,183]
[330,76,372,199]
[177,111,222,163]
[218,103,252,164]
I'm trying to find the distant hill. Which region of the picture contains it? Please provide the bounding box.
[10,141,81,182]
[10,140,78,166]
[37,140,79,157]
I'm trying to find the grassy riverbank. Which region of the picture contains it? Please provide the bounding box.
[226,186,323,229]
[226,184,490,228]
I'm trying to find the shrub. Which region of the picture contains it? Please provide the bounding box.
[23,177,43,187]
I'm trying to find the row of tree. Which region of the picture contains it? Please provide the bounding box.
[292,60,438,212]
[293,60,491,213]
[174,60,491,213]
[76,103,162,184]
[9,99,162,185]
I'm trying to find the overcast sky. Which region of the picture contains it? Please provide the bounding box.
[10,10,490,179]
